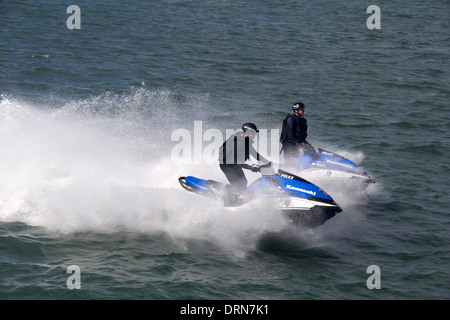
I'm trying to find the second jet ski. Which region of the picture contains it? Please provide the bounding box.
[294,148,375,191]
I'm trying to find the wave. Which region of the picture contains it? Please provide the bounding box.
[0,89,375,257]
[0,90,292,257]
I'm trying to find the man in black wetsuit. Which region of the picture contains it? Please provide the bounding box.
[218,123,271,192]
[280,102,315,164]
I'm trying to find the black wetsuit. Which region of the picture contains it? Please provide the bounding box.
[218,131,268,191]
[280,113,309,161]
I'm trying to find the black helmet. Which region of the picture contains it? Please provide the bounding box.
[242,122,259,133]
[292,102,305,111]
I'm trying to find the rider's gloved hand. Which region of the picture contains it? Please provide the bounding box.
[260,161,272,168]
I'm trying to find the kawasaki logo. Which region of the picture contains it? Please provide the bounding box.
[286,184,316,196]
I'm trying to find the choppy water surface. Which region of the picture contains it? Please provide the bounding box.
[0,0,449,300]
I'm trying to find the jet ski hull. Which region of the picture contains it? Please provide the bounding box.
[281,205,341,228]
[178,169,342,228]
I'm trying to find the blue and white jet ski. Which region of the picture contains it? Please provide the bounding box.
[295,148,375,191]
[178,167,342,228]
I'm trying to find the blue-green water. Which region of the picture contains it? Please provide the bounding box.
[1,0,449,301]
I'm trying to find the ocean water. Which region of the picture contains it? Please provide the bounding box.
[1,0,449,302]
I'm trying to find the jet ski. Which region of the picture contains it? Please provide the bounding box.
[295,148,375,191]
[178,167,342,228]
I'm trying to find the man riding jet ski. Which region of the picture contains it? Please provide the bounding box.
[218,122,272,204]
[178,123,342,228]
[279,102,375,190]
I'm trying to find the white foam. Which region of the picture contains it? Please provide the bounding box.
[0,92,289,256]
[0,91,376,256]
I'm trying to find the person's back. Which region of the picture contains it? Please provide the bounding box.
[219,131,247,165]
